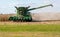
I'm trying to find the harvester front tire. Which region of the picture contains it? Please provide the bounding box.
[9,17,13,21]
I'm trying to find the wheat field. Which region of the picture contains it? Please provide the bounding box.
[0,21,60,37]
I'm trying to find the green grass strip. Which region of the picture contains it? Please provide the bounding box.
[0,24,60,32]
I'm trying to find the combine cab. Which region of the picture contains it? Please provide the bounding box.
[9,4,53,22]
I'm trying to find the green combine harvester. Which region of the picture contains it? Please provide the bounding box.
[9,4,53,22]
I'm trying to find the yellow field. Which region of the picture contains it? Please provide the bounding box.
[0,32,60,37]
[0,21,60,37]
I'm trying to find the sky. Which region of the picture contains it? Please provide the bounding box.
[0,0,60,14]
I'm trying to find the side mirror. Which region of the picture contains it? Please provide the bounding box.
[15,6,17,9]
[50,4,53,7]
[27,6,30,8]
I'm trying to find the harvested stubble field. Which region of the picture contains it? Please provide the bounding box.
[0,21,60,37]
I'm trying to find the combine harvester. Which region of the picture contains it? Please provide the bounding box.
[9,4,53,22]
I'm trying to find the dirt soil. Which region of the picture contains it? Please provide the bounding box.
[0,21,60,25]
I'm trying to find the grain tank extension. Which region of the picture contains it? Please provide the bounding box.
[9,4,53,22]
